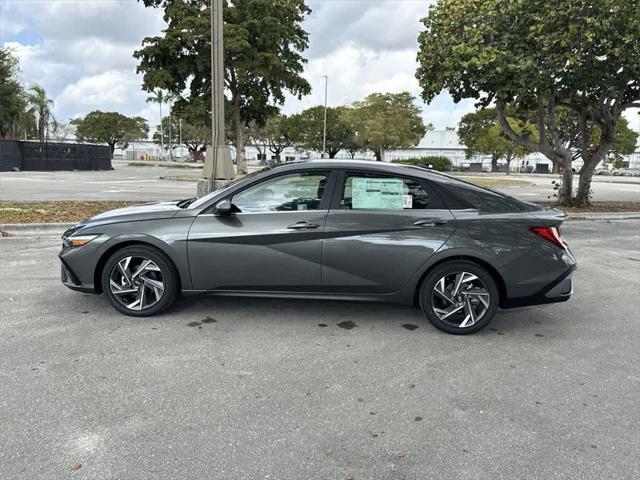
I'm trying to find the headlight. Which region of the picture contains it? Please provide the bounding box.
[63,234,99,248]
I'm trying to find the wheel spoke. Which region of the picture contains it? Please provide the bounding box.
[139,284,146,309]
[131,260,153,279]
[434,278,455,305]
[127,297,141,310]
[459,299,475,328]
[434,304,464,320]
[142,277,164,301]
[117,257,132,285]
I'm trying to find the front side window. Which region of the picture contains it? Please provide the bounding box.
[340,174,439,210]
[232,172,329,213]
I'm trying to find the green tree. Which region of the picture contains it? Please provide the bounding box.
[416,0,640,206]
[25,84,55,142]
[171,97,212,161]
[0,48,26,139]
[290,106,355,158]
[555,112,638,166]
[262,114,298,163]
[392,156,452,171]
[135,0,312,174]
[459,108,535,174]
[347,92,429,161]
[72,111,149,157]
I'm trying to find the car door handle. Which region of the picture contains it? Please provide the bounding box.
[414,218,449,227]
[287,221,321,230]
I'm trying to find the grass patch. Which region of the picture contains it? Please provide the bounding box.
[457,176,534,187]
[0,201,139,224]
[128,161,202,169]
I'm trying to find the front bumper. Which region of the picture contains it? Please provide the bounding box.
[60,258,96,293]
[502,265,576,309]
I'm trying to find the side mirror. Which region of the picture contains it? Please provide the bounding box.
[215,199,234,215]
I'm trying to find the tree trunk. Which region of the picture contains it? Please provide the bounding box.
[491,154,499,172]
[574,159,598,207]
[108,142,116,159]
[505,158,511,175]
[374,146,384,162]
[233,95,247,174]
[557,158,574,206]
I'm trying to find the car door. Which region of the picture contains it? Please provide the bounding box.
[188,169,335,292]
[322,170,456,294]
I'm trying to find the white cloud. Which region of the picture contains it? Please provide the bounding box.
[56,71,142,118]
[2,0,472,134]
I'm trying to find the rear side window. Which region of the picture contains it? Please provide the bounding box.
[340,173,444,210]
[432,175,539,213]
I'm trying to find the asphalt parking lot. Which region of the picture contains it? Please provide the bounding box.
[1,162,639,202]
[1,220,639,479]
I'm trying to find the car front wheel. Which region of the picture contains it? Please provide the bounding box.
[101,245,177,317]
[419,261,499,334]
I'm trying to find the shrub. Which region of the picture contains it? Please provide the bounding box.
[392,156,452,172]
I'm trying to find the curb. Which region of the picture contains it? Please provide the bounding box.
[0,223,74,235]
[565,212,640,221]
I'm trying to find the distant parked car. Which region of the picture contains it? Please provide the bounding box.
[59,160,576,335]
[621,169,640,177]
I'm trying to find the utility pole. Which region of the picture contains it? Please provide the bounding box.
[179,118,183,160]
[322,75,328,159]
[168,112,173,161]
[198,0,234,197]
[159,99,164,161]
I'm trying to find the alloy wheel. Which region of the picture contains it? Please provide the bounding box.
[109,256,165,311]
[430,271,491,329]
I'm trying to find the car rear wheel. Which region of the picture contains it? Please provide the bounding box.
[101,245,177,317]
[419,261,498,334]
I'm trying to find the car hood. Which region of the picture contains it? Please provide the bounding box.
[80,201,183,227]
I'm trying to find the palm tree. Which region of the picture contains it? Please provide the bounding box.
[146,89,173,160]
[26,84,54,142]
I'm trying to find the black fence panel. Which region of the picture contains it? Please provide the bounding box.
[0,140,22,171]
[0,140,112,171]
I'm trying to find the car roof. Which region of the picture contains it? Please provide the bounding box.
[271,159,448,181]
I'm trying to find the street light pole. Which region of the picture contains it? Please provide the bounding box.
[198,0,234,197]
[179,118,183,160]
[322,75,328,159]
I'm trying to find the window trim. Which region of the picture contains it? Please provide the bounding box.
[330,169,446,211]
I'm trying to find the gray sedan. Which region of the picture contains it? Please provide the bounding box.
[59,160,576,334]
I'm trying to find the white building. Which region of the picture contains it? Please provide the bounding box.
[117,129,640,171]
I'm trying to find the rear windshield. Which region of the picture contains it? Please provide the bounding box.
[430,173,540,213]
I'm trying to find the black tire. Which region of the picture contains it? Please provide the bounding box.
[419,260,499,335]
[101,245,178,317]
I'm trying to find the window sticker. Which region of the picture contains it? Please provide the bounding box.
[352,177,404,210]
[402,194,413,209]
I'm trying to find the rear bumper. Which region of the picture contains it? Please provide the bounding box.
[501,265,576,309]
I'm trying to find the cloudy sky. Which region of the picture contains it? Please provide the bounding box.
[2,0,638,136]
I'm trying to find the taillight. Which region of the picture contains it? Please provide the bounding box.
[529,226,567,250]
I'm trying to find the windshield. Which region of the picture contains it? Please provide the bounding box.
[187,167,271,210]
